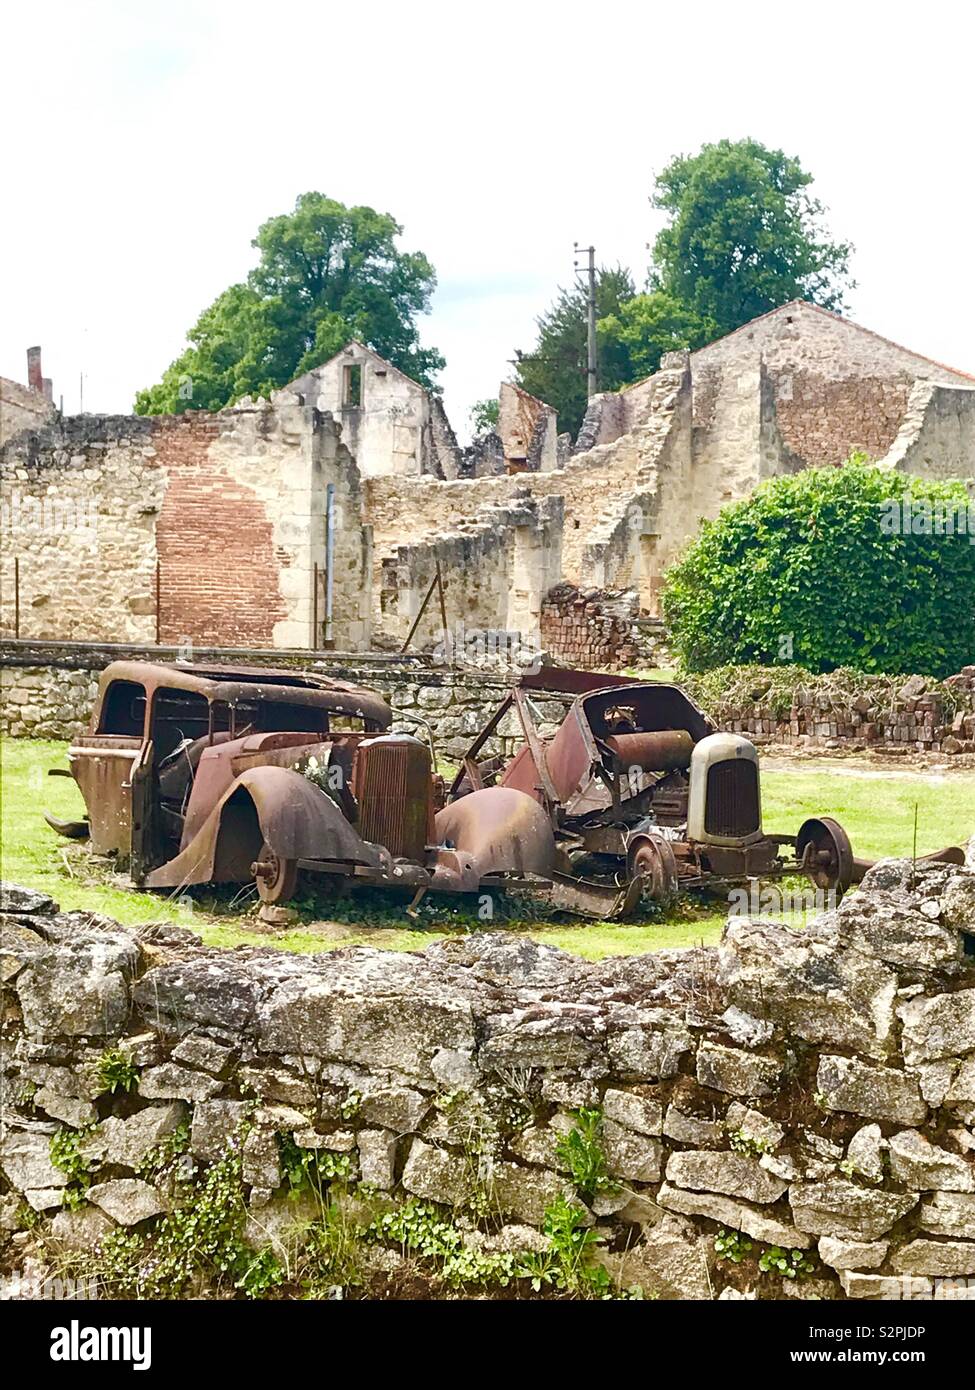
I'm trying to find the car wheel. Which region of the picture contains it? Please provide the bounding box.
[252,841,299,904]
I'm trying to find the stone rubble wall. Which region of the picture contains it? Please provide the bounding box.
[0,376,57,449]
[1,858,974,1299]
[877,380,975,481]
[0,402,372,652]
[689,668,975,756]
[377,491,563,650]
[689,300,975,472]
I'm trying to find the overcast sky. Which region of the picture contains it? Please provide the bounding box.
[2,0,973,441]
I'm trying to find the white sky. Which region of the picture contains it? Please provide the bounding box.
[2,0,973,442]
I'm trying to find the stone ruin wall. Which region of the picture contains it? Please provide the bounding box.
[878,381,975,480]
[2,305,971,674]
[2,857,974,1300]
[0,376,57,449]
[0,414,162,645]
[691,301,975,475]
[0,402,372,653]
[577,356,694,611]
[378,492,563,650]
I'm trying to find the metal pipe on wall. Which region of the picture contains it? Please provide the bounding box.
[324,483,335,648]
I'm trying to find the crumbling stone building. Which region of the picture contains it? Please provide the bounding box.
[1,302,972,661]
[0,347,56,447]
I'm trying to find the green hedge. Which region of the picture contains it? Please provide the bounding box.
[661,463,975,679]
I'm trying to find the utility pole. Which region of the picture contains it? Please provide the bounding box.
[574,242,597,397]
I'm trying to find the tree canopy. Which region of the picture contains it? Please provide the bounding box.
[135,194,444,415]
[661,462,975,680]
[650,138,854,338]
[514,139,854,435]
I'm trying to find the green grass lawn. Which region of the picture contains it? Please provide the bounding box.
[2,737,973,960]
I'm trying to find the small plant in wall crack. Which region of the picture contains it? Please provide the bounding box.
[277,1133,354,1200]
[50,1127,94,1209]
[759,1245,816,1280]
[727,1127,774,1157]
[137,1121,192,1182]
[339,1090,363,1121]
[93,1046,140,1096]
[714,1228,753,1264]
[555,1108,620,1199]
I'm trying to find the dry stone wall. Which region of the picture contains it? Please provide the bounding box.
[3,643,973,759]
[2,858,974,1299]
[689,668,975,756]
[0,642,562,761]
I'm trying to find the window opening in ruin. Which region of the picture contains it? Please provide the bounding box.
[342,363,363,408]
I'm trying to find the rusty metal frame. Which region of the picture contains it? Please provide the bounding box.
[446,692,514,798]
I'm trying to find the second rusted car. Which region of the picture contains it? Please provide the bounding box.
[448,669,965,916]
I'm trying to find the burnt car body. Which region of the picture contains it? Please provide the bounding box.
[449,669,965,917]
[47,661,554,906]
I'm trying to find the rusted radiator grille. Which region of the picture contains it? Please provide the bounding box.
[353,740,432,861]
[704,759,760,838]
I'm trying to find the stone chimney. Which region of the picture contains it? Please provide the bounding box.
[26,346,54,402]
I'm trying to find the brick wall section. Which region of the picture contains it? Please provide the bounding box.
[152,414,287,646]
[540,583,643,670]
[700,668,975,754]
[774,372,913,467]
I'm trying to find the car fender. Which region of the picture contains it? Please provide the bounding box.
[146,765,380,890]
[433,785,555,887]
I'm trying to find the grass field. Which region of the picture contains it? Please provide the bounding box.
[2,737,973,959]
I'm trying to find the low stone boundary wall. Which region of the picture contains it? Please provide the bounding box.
[3,641,974,759]
[684,667,975,756]
[0,640,569,761]
[1,859,973,1299]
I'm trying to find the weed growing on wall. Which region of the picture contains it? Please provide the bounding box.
[92,1046,141,1096]
[555,1108,620,1200]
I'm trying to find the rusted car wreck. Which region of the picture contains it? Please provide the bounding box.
[48,661,963,921]
[448,669,965,916]
[47,661,554,907]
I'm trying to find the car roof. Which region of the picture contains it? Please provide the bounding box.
[96,661,392,727]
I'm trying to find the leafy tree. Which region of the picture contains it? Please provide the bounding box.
[514,266,636,439]
[662,462,975,679]
[650,138,854,338]
[469,398,500,435]
[597,291,716,381]
[136,194,444,414]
